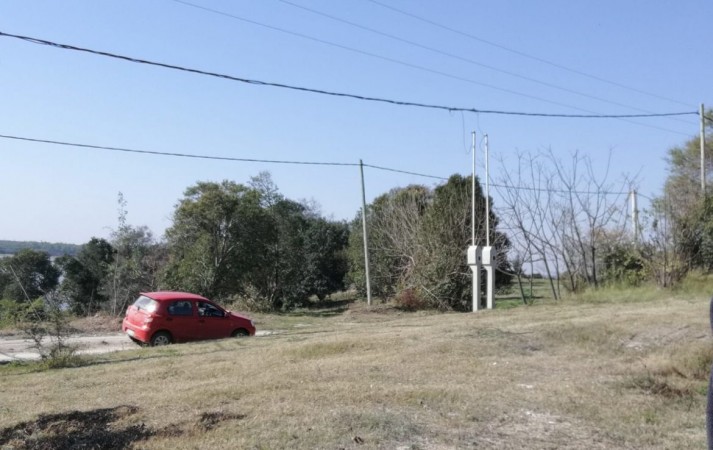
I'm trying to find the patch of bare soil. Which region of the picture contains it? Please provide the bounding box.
[0,407,246,449]
[196,411,246,431]
[0,405,151,450]
[623,324,708,351]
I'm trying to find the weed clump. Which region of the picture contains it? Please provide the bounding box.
[394,288,427,311]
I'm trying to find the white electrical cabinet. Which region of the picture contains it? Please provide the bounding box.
[467,245,481,266]
[481,246,493,265]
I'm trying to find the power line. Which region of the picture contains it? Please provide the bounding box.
[276,0,694,126]
[0,134,357,166]
[1,132,640,196]
[363,164,447,180]
[170,0,626,115]
[491,182,628,196]
[365,0,694,109]
[0,132,442,179]
[167,1,694,136]
[0,30,697,122]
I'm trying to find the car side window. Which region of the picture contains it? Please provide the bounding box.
[198,301,224,318]
[168,300,193,316]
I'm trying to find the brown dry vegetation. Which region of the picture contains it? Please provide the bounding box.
[0,292,710,449]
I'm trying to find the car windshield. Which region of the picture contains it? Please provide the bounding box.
[133,295,158,313]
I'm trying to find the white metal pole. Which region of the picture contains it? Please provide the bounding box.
[472,265,480,312]
[359,160,372,306]
[471,131,476,246]
[484,134,490,247]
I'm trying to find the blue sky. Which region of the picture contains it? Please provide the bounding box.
[1,0,710,244]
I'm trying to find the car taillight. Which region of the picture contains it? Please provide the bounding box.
[142,316,154,330]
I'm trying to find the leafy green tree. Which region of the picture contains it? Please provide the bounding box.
[163,176,350,310]
[57,238,114,315]
[414,175,511,310]
[163,180,266,299]
[348,175,511,310]
[656,112,713,272]
[247,198,349,309]
[302,218,349,301]
[0,249,60,301]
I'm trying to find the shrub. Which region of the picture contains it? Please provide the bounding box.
[602,245,648,286]
[394,288,428,311]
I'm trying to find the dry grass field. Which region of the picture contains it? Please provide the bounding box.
[0,288,711,449]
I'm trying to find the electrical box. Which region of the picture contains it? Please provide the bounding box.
[467,245,481,265]
[481,246,493,265]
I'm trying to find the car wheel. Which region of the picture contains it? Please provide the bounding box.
[150,331,172,346]
[232,329,249,338]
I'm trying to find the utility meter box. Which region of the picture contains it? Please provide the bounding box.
[481,246,493,265]
[467,245,481,266]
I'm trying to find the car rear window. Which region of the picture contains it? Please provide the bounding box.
[133,295,158,313]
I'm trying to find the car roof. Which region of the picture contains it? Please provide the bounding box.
[140,291,210,302]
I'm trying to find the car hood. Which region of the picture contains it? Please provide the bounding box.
[228,311,251,321]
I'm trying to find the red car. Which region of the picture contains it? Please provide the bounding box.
[122,291,256,346]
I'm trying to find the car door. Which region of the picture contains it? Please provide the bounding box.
[165,300,199,342]
[196,301,232,340]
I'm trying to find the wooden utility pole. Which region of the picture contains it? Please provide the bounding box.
[359,160,372,306]
[630,189,639,242]
[701,103,706,195]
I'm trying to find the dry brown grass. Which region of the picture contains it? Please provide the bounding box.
[0,295,710,449]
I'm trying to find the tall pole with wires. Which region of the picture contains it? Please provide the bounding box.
[359,160,372,306]
[701,103,706,195]
[471,132,476,245]
[483,134,495,309]
[484,134,490,247]
[467,131,482,312]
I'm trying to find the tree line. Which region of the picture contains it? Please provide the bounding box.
[493,112,713,296]
[3,118,711,319]
[0,171,512,317]
[0,240,80,257]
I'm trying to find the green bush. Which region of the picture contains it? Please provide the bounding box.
[602,244,647,287]
[0,298,45,326]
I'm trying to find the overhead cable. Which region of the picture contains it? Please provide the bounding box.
[0,30,696,122]
[365,0,693,108]
[170,0,631,115]
[491,182,628,196]
[168,0,694,134]
[1,132,638,196]
[0,134,357,166]
[276,0,693,125]
[362,164,447,180]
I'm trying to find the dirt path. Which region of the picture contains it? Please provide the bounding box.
[0,331,272,363]
[0,333,135,363]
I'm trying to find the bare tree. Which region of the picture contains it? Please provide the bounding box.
[495,149,634,295]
